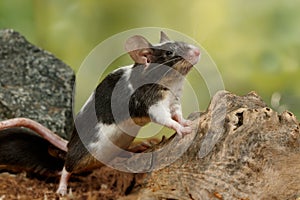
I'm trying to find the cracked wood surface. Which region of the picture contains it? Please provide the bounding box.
[120,90,300,200]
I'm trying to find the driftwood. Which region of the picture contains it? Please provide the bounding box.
[120,90,300,200]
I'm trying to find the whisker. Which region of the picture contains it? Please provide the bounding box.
[146,57,181,74]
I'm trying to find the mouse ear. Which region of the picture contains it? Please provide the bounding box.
[160,31,171,43]
[125,35,152,67]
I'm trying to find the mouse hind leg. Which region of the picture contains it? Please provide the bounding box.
[56,130,97,195]
[56,166,71,195]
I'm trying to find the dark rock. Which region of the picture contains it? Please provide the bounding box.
[0,29,75,139]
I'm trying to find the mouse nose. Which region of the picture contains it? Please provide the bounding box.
[193,47,200,57]
[185,45,200,65]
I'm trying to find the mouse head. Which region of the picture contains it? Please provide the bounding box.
[125,31,200,75]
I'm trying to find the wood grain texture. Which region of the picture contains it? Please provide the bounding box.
[120,90,300,200]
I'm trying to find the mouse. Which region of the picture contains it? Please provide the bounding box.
[0,31,200,195]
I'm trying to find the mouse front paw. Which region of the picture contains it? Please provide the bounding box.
[172,113,192,127]
[176,125,192,137]
[180,119,193,127]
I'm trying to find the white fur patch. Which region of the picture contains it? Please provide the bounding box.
[122,65,134,93]
[92,123,122,145]
[122,65,133,80]
[148,96,171,124]
[112,65,134,93]
[88,123,123,161]
[87,121,140,162]
[169,77,184,98]
[112,64,133,74]
[128,83,134,93]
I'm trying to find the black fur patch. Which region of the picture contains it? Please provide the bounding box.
[129,83,166,118]
[94,68,131,124]
[0,128,65,176]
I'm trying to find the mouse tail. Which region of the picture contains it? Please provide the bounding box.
[0,118,68,152]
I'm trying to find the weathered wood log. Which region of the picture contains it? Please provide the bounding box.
[120,90,300,200]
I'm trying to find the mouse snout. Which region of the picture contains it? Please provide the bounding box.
[192,47,200,57]
[184,45,200,65]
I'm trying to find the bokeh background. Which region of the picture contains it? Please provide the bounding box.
[1,0,299,121]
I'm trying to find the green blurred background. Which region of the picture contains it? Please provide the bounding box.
[1,0,299,121]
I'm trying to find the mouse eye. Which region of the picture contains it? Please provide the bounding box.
[165,51,174,57]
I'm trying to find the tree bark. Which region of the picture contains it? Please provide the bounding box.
[120,90,300,200]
